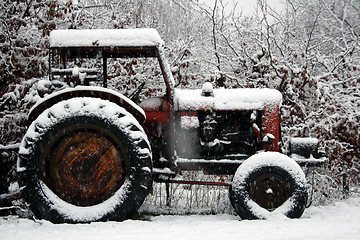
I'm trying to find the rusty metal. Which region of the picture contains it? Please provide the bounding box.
[249,173,291,211]
[40,125,127,206]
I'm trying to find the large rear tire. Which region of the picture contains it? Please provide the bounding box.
[17,97,152,223]
[229,152,307,220]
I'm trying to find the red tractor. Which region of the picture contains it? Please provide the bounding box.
[17,29,325,223]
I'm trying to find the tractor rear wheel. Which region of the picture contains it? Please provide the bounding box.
[17,97,152,223]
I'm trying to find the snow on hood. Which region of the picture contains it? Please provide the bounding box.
[50,28,164,48]
[174,88,282,111]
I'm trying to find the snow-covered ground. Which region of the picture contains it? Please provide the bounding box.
[1,197,359,240]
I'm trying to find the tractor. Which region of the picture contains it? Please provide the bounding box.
[16,28,326,223]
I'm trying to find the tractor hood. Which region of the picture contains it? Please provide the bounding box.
[174,85,282,111]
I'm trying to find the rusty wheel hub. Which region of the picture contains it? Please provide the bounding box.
[40,125,126,206]
[249,173,291,211]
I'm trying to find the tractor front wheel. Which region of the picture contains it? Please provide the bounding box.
[229,152,307,220]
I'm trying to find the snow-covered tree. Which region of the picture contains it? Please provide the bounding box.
[194,0,359,201]
[0,0,358,207]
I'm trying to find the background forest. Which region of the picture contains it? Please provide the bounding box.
[0,0,359,211]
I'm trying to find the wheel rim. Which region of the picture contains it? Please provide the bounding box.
[249,173,291,211]
[40,124,127,206]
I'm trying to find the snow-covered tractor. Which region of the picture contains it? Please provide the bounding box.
[17,29,326,223]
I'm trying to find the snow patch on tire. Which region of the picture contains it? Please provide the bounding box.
[232,152,306,190]
[18,97,150,171]
[39,180,131,222]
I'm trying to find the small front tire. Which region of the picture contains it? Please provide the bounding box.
[229,152,307,220]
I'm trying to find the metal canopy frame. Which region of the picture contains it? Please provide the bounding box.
[49,46,159,88]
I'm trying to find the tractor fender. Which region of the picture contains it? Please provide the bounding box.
[28,86,146,123]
